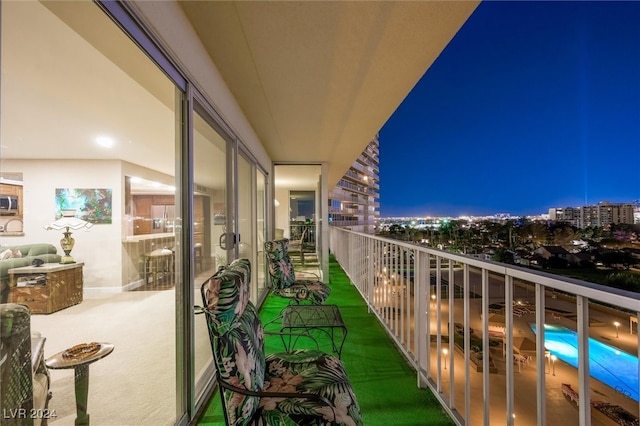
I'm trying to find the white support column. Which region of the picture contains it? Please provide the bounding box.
[319,169,328,279]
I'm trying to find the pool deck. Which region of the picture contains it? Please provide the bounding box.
[432,293,639,425]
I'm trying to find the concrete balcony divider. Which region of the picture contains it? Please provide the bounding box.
[329,226,640,426]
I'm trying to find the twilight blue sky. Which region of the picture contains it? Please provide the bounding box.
[379,1,640,218]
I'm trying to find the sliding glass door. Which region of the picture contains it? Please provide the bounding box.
[237,152,267,302]
[192,102,231,399]
[1,2,180,423]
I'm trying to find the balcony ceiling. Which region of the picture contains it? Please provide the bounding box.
[1,1,478,191]
[178,1,479,187]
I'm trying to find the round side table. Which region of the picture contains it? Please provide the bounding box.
[45,342,114,425]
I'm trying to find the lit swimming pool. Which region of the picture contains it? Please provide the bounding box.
[530,324,638,402]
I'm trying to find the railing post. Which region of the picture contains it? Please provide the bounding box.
[505,275,514,426]
[416,250,427,387]
[481,268,490,426]
[637,311,640,420]
[436,256,443,392]
[577,295,591,426]
[535,283,546,425]
[448,260,455,409]
[370,239,375,309]
[463,263,470,426]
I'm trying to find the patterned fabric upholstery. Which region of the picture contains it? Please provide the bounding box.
[0,303,33,422]
[201,259,362,426]
[264,239,331,305]
[0,304,50,426]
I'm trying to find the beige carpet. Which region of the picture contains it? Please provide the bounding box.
[30,286,214,426]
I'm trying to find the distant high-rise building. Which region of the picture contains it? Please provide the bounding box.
[550,201,636,228]
[580,201,635,228]
[329,135,380,234]
[548,207,580,227]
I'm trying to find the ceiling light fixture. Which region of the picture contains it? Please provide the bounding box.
[95,136,115,148]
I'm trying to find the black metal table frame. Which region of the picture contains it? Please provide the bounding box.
[279,304,347,358]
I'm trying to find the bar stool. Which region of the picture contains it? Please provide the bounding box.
[194,243,203,272]
[144,248,174,285]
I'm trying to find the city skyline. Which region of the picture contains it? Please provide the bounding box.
[377,199,640,221]
[379,1,640,218]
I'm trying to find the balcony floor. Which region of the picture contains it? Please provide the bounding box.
[196,256,454,425]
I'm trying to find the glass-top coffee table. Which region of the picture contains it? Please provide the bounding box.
[280,304,347,358]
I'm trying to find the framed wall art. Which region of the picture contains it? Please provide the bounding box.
[55,188,113,224]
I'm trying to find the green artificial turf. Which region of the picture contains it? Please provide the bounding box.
[197,256,454,425]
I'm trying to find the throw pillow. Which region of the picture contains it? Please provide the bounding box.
[0,249,12,260]
[12,249,22,258]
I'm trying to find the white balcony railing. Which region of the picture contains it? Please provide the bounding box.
[330,227,640,426]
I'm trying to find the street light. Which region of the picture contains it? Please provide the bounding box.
[431,294,436,316]
[442,348,448,370]
[614,321,620,338]
[551,355,557,376]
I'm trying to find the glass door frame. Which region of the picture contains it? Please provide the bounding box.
[272,163,329,283]
[97,2,276,423]
[236,147,269,303]
[189,90,238,414]
[85,1,197,424]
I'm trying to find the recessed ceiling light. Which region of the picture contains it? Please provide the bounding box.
[95,136,115,148]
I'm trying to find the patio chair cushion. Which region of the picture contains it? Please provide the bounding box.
[264,239,331,305]
[1,303,51,426]
[262,350,362,425]
[202,259,264,425]
[201,258,362,426]
[202,259,252,335]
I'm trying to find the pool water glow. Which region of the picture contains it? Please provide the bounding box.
[530,324,638,402]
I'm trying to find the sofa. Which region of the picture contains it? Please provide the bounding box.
[0,244,61,303]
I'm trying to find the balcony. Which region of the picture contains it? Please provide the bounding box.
[198,248,453,425]
[199,228,639,426]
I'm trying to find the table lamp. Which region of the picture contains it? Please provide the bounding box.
[45,210,93,264]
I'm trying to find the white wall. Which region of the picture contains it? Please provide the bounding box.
[275,188,289,238]
[2,159,175,292]
[2,159,123,291]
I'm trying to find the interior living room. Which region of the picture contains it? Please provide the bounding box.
[0,2,223,424]
[0,1,485,425]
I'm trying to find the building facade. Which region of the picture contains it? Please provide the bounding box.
[329,135,380,234]
[548,206,581,227]
[550,202,636,228]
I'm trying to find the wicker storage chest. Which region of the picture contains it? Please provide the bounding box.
[8,262,83,314]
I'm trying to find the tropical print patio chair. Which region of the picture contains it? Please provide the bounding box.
[199,258,362,426]
[264,239,331,305]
